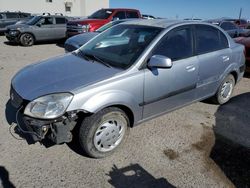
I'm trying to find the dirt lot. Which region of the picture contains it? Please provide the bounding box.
[0,36,249,188]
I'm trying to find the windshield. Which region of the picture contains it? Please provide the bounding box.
[96,20,124,32]
[79,24,163,69]
[88,9,114,19]
[26,16,41,25]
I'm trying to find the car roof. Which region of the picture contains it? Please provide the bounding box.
[101,8,139,11]
[119,19,204,28]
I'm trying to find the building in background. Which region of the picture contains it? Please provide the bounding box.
[0,0,109,17]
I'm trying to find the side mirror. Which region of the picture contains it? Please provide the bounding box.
[36,23,42,27]
[148,55,173,69]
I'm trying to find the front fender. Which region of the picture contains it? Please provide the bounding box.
[71,90,143,124]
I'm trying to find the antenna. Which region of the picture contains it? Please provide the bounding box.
[239,8,242,20]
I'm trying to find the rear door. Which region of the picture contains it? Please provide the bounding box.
[194,24,231,98]
[143,26,199,118]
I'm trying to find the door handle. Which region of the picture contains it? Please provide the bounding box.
[222,56,230,62]
[186,65,196,72]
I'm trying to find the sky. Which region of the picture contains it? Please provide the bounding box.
[110,0,250,20]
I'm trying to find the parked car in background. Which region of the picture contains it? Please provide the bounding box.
[0,11,31,33]
[65,19,137,52]
[234,37,250,72]
[225,18,248,29]
[5,14,68,46]
[66,8,141,37]
[206,19,250,38]
[10,20,245,158]
[142,14,155,19]
[207,19,250,72]
[184,18,203,21]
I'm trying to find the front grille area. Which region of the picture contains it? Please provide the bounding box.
[67,24,83,32]
[10,86,23,109]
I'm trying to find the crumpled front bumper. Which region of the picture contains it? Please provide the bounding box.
[16,110,77,144]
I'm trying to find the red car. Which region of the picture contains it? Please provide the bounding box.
[66,8,141,37]
[235,37,250,72]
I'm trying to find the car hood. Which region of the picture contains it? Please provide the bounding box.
[65,32,99,48]
[69,19,108,25]
[12,53,121,100]
[7,24,30,30]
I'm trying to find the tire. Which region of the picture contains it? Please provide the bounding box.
[20,33,34,46]
[212,74,235,104]
[79,107,130,158]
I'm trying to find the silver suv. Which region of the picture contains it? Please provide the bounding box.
[10,19,245,158]
[5,14,68,46]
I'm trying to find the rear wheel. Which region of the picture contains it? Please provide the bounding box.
[20,33,34,46]
[79,107,130,158]
[212,74,235,104]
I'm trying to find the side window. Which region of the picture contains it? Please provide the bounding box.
[126,11,139,18]
[219,31,229,49]
[39,17,54,25]
[19,13,30,18]
[152,28,193,61]
[220,22,237,31]
[0,14,3,19]
[195,25,228,55]
[55,17,66,24]
[6,13,19,19]
[113,11,126,19]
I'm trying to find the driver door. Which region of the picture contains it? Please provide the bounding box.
[142,26,199,118]
[33,17,55,40]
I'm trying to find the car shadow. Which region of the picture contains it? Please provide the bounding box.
[107,164,175,188]
[3,41,19,46]
[0,166,15,188]
[211,92,250,188]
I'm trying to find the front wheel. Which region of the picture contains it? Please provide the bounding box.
[20,33,34,46]
[212,74,235,104]
[79,107,130,158]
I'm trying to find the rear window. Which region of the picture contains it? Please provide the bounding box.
[195,25,229,55]
[6,13,19,19]
[88,9,114,19]
[56,17,66,24]
[126,11,139,18]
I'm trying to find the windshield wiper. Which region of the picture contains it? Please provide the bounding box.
[78,51,111,68]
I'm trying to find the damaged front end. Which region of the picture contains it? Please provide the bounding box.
[17,108,78,144]
[10,86,80,144]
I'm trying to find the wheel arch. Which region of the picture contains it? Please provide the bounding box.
[229,70,238,82]
[19,32,36,42]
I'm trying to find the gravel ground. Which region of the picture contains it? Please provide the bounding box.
[0,36,249,188]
